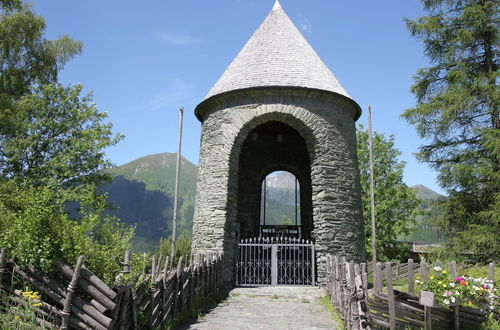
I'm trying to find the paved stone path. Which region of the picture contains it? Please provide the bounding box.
[181,287,336,330]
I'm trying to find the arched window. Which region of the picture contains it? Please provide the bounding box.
[260,171,301,237]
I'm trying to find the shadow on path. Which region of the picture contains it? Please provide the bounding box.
[179,287,336,330]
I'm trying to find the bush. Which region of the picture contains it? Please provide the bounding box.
[0,181,134,284]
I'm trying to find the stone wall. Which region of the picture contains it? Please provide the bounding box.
[192,87,365,286]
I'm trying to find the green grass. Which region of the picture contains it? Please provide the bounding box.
[319,296,345,329]
[166,290,228,329]
[372,263,499,295]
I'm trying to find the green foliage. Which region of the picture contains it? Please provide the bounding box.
[0,290,48,330]
[416,266,496,310]
[403,197,446,243]
[0,181,134,284]
[157,232,192,267]
[0,1,81,109]
[357,126,420,260]
[403,0,499,262]
[0,0,133,284]
[0,83,122,186]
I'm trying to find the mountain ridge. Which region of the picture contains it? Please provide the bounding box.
[102,153,445,250]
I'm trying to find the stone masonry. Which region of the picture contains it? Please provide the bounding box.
[191,1,365,286]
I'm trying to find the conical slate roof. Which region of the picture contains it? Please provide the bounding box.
[204,1,352,101]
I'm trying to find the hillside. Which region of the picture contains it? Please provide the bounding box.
[100,153,197,252]
[403,184,446,243]
[101,154,446,250]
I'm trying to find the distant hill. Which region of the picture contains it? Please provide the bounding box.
[411,184,444,201]
[101,155,447,250]
[100,153,197,252]
[403,184,446,244]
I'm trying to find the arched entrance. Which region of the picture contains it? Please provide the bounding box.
[234,121,316,286]
[236,121,313,241]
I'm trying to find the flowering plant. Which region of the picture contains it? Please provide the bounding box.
[415,266,497,309]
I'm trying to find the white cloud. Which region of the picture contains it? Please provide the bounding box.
[297,14,312,34]
[157,32,202,46]
[148,78,194,112]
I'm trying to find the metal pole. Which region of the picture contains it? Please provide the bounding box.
[263,178,266,226]
[368,106,377,279]
[294,177,298,226]
[170,107,184,268]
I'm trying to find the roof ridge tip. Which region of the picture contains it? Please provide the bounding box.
[272,0,282,11]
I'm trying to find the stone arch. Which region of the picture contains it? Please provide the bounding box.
[232,120,313,240]
[225,110,319,227]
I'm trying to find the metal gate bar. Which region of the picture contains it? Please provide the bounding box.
[236,237,315,286]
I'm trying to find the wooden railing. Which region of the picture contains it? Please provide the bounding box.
[325,255,498,330]
[0,248,223,329]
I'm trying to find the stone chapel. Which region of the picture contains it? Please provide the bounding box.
[191,1,365,286]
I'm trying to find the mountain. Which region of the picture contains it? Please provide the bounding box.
[100,153,197,252]
[403,184,446,243]
[101,154,447,249]
[262,171,300,225]
[411,184,445,201]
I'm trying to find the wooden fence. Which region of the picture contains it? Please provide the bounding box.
[325,255,369,329]
[326,255,498,329]
[0,248,223,329]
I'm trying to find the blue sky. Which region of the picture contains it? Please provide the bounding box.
[34,0,443,194]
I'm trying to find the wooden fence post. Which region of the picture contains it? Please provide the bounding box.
[386,262,396,330]
[348,261,358,329]
[420,260,427,281]
[361,262,368,301]
[419,260,432,329]
[122,250,131,275]
[334,256,340,307]
[150,255,157,329]
[340,257,346,316]
[375,262,382,294]
[62,256,85,329]
[408,259,414,295]
[175,256,184,315]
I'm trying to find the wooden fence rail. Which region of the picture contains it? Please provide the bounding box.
[0,248,223,329]
[326,255,498,330]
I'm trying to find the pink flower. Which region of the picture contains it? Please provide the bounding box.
[454,277,464,282]
[444,291,453,296]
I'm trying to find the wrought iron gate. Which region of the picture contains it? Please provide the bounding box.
[235,237,315,286]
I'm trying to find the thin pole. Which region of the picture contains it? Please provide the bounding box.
[263,178,266,226]
[368,106,377,278]
[170,107,184,268]
[294,177,297,226]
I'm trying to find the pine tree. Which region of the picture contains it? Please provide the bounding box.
[403,0,499,261]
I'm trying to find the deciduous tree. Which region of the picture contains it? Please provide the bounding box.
[0,0,133,282]
[357,127,420,260]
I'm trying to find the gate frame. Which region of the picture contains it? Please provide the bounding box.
[236,237,316,287]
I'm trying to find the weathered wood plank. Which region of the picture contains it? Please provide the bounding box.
[55,260,116,310]
[386,262,396,330]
